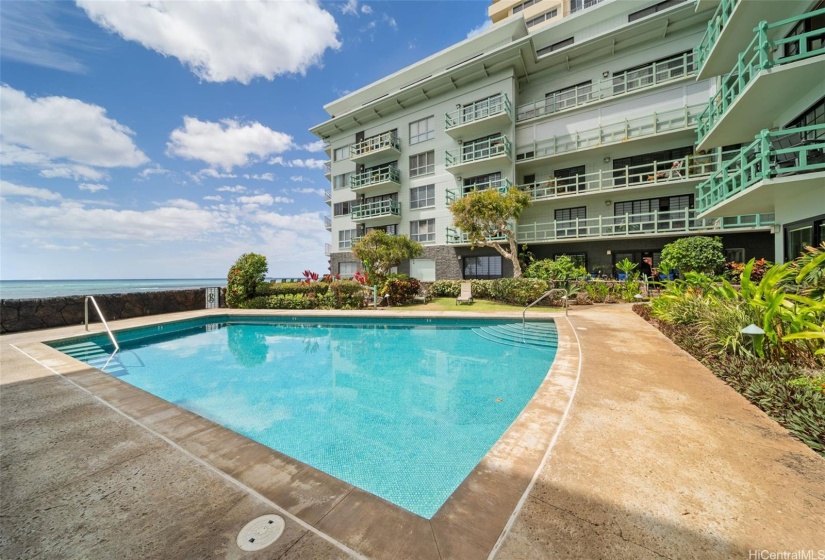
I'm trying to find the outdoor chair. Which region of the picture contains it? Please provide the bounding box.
[413,289,431,304]
[456,281,474,305]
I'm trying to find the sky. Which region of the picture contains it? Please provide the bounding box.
[0,0,491,280]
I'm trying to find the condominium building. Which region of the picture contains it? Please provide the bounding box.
[693,0,825,262]
[489,0,606,31]
[311,0,817,282]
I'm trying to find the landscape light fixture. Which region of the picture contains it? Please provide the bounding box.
[741,324,765,355]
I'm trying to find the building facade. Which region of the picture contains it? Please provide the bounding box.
[311,0,819,282]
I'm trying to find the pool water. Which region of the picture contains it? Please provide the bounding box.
[51,316,557,518]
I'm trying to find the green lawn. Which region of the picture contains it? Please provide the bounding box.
[396,297,561,313]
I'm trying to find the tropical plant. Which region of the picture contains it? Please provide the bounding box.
[449,187,532,277]
[615,257,638,278]
[226,252,268,308]
[523,256,587,282]
[660,236,726,276]
[351,230,423,286]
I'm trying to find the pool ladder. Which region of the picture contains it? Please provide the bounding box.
[84,296,119,352]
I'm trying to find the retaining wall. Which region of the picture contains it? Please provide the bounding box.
[0,288,225,334]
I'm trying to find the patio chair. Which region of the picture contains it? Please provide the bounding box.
[456,281,474,305]
[413,288,431,304]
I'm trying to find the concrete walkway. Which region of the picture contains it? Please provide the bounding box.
[1,306,823,559]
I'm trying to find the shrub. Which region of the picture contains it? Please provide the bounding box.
[584,281,610,303]
[524,256,587,282]
[259,281,329,297]
[723,258,772,283]
[382,277,421,306]
[487,278,548,305]
[328,280,366,309]
[429,280,462,298]
[227,253,268,308]
[660,236,726,276]
[265,294,316,310]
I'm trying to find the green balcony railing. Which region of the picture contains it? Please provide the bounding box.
[517,53,695,121]
[446,136,511,168]
[445,94,512,129]
[516,209,774,243]
[516,104,704,162]
[694,0,739,73]
[350,131,401,159]
[696,8,825,144]
[696,125,825,213]
[350,199,401,220]
[445,227,508,245]
[350,164,401,190]
[446,178,513,203]
[517,152,736,201]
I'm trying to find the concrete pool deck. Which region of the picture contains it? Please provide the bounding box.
[1,305,823,559]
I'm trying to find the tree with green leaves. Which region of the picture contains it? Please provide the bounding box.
[449,187,532,277]
[351,230,423,286]
[226,252,268,308]
[660,236,726,276]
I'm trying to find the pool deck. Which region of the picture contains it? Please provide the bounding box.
[1,305,823,559]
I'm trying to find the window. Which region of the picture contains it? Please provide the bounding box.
[409,116,434,145]
[536,37,574,56]
[463,256,503,279]
[410,259,436,282]
[366,224,398,235]
[410,219,436,243]
[545,81,592,113]
[615,195,693,231]
[333,145,350,161]
[555,207,586,237]
[463,172,502,195]
[333,172,353,190]
[462,94,503,123]
[409,151,435,177]
[333,200,354,216]
[554,165,586,193]
[612,146,693,185]
[338,229,357,249]
[570,0,603,13]
[338,262,359,278]
[512,0,541,14]
[410,185,435,209]
[784,5,825,58]
[613,51,692,95]
[463,133,502,162]
[725,248,745,263]
[628,0,686,22]
[526,8,558,28]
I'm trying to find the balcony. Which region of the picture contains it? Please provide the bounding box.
[446,136,511,175]
[517,153,727,202]
[445,94,512,139]
[324,189,331,205]
[350,164,401,196]
[695,0,799,80]
[446,178,513,204]
[696,125,825,217]
[445,227,508,245]
[324,243,331,256]
[696,8,825,150]
[324,215,332,231]
[350,131,401,166]
[324,160,331,178]
[350,199,402,224]
[516,209,774,243]
[516,105,703,163]
[516,53,695,122]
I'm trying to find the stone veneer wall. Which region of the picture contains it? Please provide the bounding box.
[0,288,225,334]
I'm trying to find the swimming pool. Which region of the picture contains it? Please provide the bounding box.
[50,316,558,519]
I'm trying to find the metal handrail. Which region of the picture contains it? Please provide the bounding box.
[523,288,568,328]
[84,296,119,352]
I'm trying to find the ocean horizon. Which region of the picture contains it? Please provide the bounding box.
[0,278,229,300]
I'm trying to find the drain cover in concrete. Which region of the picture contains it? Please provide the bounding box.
[236,514,285,551]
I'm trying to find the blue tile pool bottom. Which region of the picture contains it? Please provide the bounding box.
[50,316,558,518]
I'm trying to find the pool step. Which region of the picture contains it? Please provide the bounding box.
[471,323,558,350]
[54,341,129,377]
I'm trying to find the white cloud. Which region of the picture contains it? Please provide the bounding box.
[77,0,341,84]
[361,4,373,15]
[0,85,148,168]
[139,165,170,179]
[216,185,247,193]
[383,14,398,31]
[291,187,325,196]
[467,20,492,39]
[78,183,109,193]
[39,164,108,181]
[242,173,276,181]
[341,0,359,16]
[168,117,293,171]
[290,175,312,183]
[0,180,62,201]
[203,195,222,202]
[270,157,326,169]
[302,140,326,152]
[237,194,293,206]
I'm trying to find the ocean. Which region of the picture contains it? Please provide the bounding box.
[0,279,227,300]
